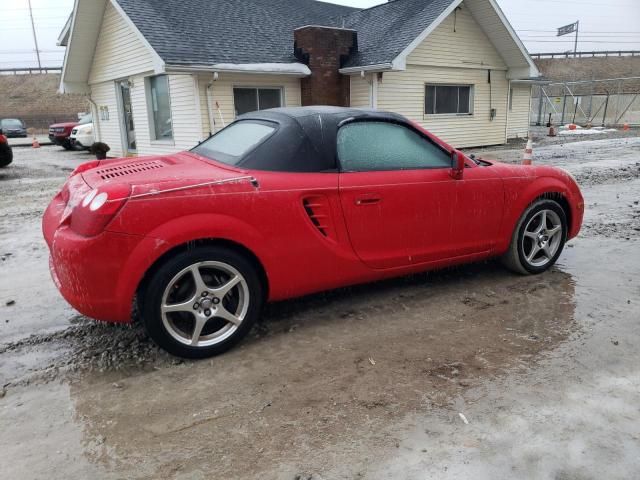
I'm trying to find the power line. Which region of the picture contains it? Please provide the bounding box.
[27,0,42,71]
[520,33,640,37]
[522,40,640,43]
[517,30,640,33]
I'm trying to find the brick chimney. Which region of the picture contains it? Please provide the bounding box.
[294,26,357,107]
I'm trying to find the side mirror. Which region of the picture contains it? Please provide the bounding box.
[450,150,465,180]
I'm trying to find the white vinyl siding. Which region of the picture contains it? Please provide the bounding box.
[128,74,203,155]
[408,3,507,70]
[196,73,301,134]
[91,81,124,157]
[377,66,508,147]
[92,74,203,157]
[374,3,510,147]
[350,75,372,108]
[88,1,155,85]
[507,84,532,139]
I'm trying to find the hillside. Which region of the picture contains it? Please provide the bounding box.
[0,73,88,131]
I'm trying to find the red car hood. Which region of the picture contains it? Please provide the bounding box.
[50,122,78,129]
[81,152,253,196]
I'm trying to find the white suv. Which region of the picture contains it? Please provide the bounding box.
[69,114,94,150]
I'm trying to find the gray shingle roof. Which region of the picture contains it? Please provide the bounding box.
[114,0,457,68]
[115,0,357,65]
[339,0,456,68]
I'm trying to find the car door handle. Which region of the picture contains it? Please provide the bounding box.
[355,195,381,206]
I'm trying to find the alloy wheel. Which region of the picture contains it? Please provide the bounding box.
[521,209,563,268]
[160,261,250,347]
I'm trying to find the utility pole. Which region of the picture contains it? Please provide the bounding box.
[27,0,42,73]
[574,20,579,57]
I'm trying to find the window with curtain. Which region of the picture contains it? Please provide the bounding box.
[425,85,473,115]
[233,87,283,116]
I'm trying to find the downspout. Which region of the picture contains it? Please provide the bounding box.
[87,96,101,143]
[205,73,217,135]
[372,74,379,109]
[504,79,511,142]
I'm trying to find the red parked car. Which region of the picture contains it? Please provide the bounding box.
[43,107,584,358]
[0,128,13,167]
[49,114,90,150]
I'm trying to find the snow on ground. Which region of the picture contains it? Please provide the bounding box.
[559,126,618,136]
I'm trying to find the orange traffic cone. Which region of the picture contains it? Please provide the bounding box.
[32,137,40,148]
[522,138,533,165]
[623,122,630,131]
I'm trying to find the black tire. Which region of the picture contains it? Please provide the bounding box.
[62,141,74,150]
[502,199,567,275]
[142,246,264,358]
[0,143,12,168]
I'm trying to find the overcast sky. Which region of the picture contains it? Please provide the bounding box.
[1,0,639,69]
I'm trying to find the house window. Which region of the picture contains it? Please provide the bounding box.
[148,75,173,140]
[425,85,473,115]
[233,87,282,116]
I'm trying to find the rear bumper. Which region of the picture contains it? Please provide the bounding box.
[43,199,144,323]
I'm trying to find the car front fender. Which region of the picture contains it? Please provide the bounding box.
[496,176,577,254]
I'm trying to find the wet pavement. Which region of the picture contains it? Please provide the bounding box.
[1,136,639,479]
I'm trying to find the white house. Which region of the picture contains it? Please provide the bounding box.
[59,0,541,158]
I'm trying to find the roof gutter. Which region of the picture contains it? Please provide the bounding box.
[510,78,551,85]
[339,63,394,75]
[165,63,311,77]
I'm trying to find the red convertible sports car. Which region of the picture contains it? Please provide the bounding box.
[43,107,584,358]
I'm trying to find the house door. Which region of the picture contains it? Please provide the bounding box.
[118,80,136,155]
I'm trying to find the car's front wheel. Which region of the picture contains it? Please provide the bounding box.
[502,199,567,275]
[142,246,263,358]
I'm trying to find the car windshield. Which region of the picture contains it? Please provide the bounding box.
[191,120,276,165]
[77,114,92,125]
[1,119,23,128]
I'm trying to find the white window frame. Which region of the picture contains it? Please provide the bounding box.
[424,84,474,116]
[232,86,284,117]
[146,74,174,144]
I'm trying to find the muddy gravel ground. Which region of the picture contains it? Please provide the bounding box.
[1,136,639,479]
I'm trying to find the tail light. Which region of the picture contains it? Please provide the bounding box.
[70,183,131,237]
[0,133,7,144]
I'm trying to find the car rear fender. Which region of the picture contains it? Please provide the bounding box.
[112,214,271,320]
[496,176,575,254]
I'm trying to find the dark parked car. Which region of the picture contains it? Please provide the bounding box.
[0,128,13,168]
[0,118,27,138]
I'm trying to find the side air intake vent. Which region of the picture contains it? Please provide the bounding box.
[96,160,165,180]
[302,195,336,241]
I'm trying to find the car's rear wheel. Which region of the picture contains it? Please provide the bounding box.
[502,199,567,275]
[142,246,263,358]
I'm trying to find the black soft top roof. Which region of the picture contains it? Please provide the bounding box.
[234,106,410,172]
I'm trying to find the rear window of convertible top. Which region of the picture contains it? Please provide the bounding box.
[191,120,276,166]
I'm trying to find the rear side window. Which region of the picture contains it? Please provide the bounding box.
[337,121,451,172]
[192,120,276,165]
